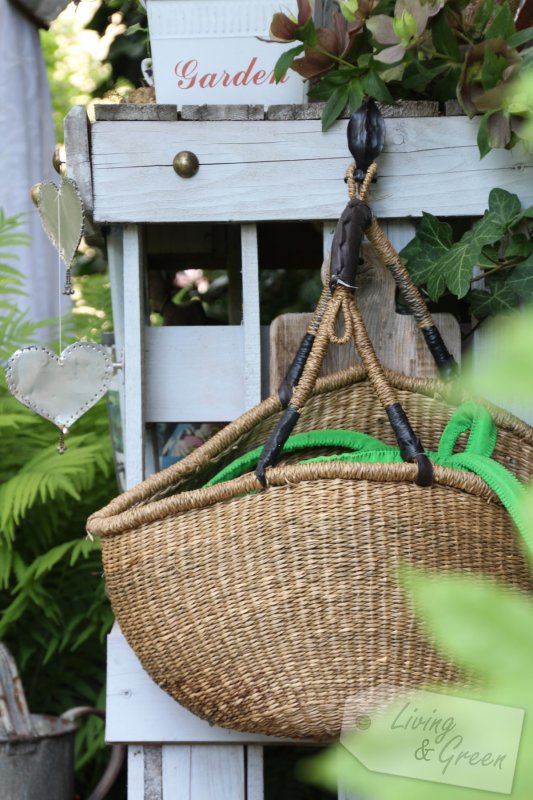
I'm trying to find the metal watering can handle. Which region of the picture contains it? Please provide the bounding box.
[60,707,125,800]
[0,642,34,739]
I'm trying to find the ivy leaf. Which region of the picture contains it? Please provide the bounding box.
[505,253,533,301]
[485,2,515,40]
[427,269,447,302]
[478,244,500,268]
[400,213,454,299]
[347,78,364,113]
[431,10,460,61]
[505,234,533,260]
[481,46,508,91]
[512,204,533,224]
[434,212,506,299]
[321,84,349,131]
[469,284,517,316]
[488,188,522,226]
[274,45,305,82]
[362,69,395,104]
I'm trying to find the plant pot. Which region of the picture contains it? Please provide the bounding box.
[145,0,307,106]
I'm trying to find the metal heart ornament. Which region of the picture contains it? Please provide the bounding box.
[36,178,84,268]
[5,342,112,431]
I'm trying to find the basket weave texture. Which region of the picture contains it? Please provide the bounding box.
[87,366,533,741]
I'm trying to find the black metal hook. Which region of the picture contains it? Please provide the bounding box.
[347,98,385,182]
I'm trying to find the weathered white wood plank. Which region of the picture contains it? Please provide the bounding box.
[181,104,264,121]
[91,117,532,223]
[95,104,177,122]
[246,746,264,800]
[106,227,125,444]
[190,746,245,799]
[144,747,163,800]
[107,226,125,356]
[123,225,145,488]
[64,106,93,213]
[144,326,273,421]
[127,747,145,800]
[162,746,191,800]
[323,220,336,259]
[241,224,262,409]
[106,630,294,744]
[144,326,244,422]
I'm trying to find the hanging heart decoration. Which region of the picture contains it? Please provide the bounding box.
[5,342,113,432]
[36,178,84,268]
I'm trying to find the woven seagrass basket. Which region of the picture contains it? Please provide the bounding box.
[87,279,533,741]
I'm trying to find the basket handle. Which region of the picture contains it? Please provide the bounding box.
[277,163,457,407]
[257,235,434,488]
[344,163,457,379]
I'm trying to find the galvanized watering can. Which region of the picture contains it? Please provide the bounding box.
[0,643,124,800]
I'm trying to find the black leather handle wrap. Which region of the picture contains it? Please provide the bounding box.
[278,332,315,407]
[256,405,301,486]
[421,325,458,378]
[329,200,373,291]
[386,403,433,486]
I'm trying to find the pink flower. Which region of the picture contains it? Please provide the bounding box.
[367,0,445,64]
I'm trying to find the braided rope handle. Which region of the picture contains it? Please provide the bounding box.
[346,163,458,378]
[256,285,433,488]
[276,163,457,409]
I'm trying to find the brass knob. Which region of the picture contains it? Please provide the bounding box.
[30,183,42,206]
[173,151,199,178]
[52,144,66,176]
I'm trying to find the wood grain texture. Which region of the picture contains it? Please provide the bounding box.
[270,242,461,391]
[127,747,145,800]
[144,748,162,800]
[91,117,533,223]
[190,746,245,799]
[64,106,93,214]
[181,104,264,121]
[265,100,438,120]
[241,224,262,409]
[95,104,177,122]
[63,118,103,250]
[123,225,145,488]
[162,746,191,800]
[247,746,264,800]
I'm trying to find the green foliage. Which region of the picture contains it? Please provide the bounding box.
[85,0,149,96]
[0,211,117,794]
[400,188,533,316]
[40,18,111,142]
[270,1,533,152]
[461,308,533,402]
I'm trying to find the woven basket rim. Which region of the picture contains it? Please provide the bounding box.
[87,366,533,538]
[88,456,501,539]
